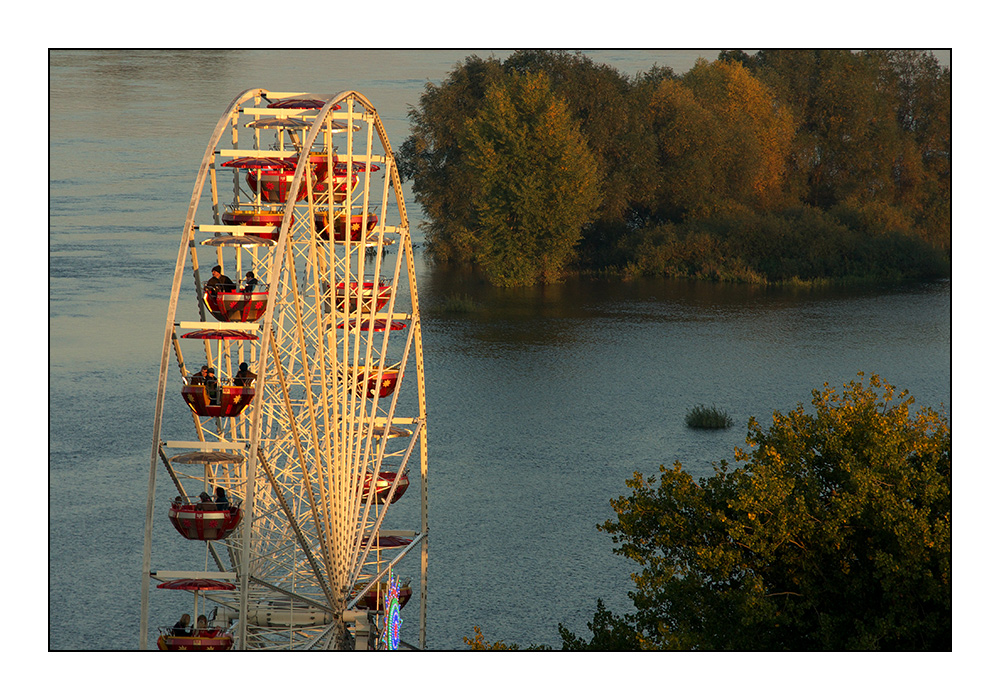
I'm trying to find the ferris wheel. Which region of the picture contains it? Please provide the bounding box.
[140,90,428,650]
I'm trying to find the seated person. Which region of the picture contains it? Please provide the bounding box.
[190,365,211,385]
[195,614,215,636]
[214,486,230,509]
[233,362,257,387]
[205,367,220,404]
[197,492,215,511]
[241,270,257,294]
[205,265,235,293]
[171,613,191,637]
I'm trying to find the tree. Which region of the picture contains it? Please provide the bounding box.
[503,50,661,264]
[398,55,504,263]
[571,374,950,650]
[862,50,951,249]
[399,57,602,286]
[463,626,551,650]
[558,599,639,650]
[681,58,796,212]
[400,51,949,285]
[640,58,795,221]
[753,50,903,210]
[458,71,601,285]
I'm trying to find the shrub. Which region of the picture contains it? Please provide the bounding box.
[438,294,482,314]
[685,404,734,429]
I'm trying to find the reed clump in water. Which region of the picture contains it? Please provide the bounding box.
[685,404,734,430]
[438,294,482,314]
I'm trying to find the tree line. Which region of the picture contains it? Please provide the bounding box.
[399,50,950,287]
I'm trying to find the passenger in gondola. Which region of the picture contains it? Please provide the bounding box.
[190,365,211,385]
[196,614,220,638]
[171,613,192,637]
[205,367,220,404]
[233,362,257,387]
[214,486,229,510]
[197,492,215,511]
[206,265,236,293]
[241,270,257,294]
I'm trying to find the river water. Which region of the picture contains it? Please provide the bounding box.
[48,50,950,652]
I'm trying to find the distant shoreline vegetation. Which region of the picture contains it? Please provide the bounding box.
[399,50,950,287]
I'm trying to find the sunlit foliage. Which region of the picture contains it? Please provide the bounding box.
[563,374,951,650]
[399,50,950,286]
[459,72,601,285]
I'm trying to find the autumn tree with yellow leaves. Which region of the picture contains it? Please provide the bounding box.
[560,374,951,650]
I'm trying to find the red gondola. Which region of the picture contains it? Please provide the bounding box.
[362,471,410,504]
[267,97,340,110]
[315,211,378,241]
[157,631,234,651]
[349,365,401,399]
[221,157,305,204]
[182,383,255,417]
[221,208,289,240]
[332,282,392,313]
[354,580,413,611]
[244,162,306,203]
[243,160,357,203]
[168,502,243,540]
[156,579,237,650]
[203,288,270,323]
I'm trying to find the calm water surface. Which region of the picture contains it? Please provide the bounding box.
[49,50,950,651]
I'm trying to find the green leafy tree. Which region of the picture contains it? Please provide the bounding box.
[398,55,504,263]
[558,599,639,650]
[503,50,660,264]
[570,374,950,650]
[458,71,601,285]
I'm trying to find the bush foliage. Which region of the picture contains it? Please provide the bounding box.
[561,374,951,650]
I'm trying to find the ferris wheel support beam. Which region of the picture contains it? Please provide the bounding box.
[256,450,335,604]
[272,245,338,582]
[235,92,357,649]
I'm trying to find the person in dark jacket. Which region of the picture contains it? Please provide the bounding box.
[233,362,257,387]
[205,265,235,293]
[205,367,220,404]
[190,365,211,385]
[171,613,191,636]
[241,270,257,294]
